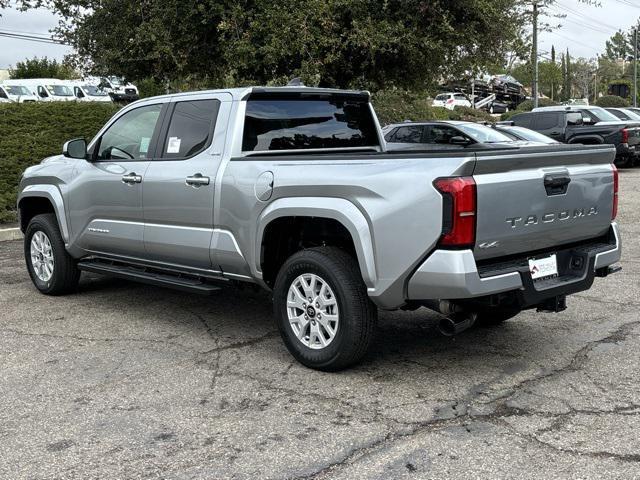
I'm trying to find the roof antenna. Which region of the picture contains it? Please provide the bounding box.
[287,77,305,87]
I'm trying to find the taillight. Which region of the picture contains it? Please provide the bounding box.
[434,177,477,248]
[621,128,629,144]
[612,165,619,220]
[446,99,454,104]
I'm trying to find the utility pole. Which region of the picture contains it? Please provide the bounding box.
[634,27,638,108]
[532,2,539,108]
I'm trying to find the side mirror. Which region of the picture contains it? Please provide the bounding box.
[449,135,471,145]
[63,138,87,159]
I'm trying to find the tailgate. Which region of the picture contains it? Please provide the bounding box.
[472,145,616,261]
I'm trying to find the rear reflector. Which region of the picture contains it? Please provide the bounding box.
[434,177,477,248]
[612,165,618,220]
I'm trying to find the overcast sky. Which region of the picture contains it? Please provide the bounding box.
[0,0,639,70]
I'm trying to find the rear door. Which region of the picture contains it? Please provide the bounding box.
[142,92,231,269]
[472,145,616,261]
[533,112,563,141]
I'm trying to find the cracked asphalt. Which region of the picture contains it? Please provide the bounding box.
[1,170,639,480]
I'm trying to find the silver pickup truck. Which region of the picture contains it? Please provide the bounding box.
[18,86,621,370]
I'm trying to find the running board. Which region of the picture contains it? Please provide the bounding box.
[78,259,222,295]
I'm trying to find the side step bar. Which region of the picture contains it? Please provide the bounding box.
[78,259,222,295]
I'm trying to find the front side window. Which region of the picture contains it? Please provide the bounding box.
[6,86,30,96]
[242,97,379,152]
[83,85,109,97]
[37,86,48,98]
[96,104,162,161]
[161,99,220,159]
[391,126,423,143]
[427,125,467,144]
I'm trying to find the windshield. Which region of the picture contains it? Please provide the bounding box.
[108,76,124,86]
[455,123,514,143]
[585,107,620,122]
[83,85,109,96]
[508,127,558,144]
[46,85,73,96]
[5,85,31,96]
[620,109,640,120]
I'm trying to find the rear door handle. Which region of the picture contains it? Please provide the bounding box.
[186,173,210,187]
[122,173,142,184]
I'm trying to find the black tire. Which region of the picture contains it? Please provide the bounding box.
[24,213,80,295]
[474,306,520,326]
[273,247,377,371]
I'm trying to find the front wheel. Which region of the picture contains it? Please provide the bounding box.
[273,247,377,371]
[24,213,80,295]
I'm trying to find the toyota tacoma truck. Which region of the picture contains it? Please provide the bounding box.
[18,86,622,370]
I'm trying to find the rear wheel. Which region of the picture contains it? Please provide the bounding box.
[273,247,377,371]
[24,213,80,295]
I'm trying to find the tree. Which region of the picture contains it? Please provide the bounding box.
[572,57,595,100]
[9,57,75,79]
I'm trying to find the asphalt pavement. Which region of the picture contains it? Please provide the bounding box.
[0,170,639,479]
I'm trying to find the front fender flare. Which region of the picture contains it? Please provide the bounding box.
[18,185,70,244]
[257,197,377,288]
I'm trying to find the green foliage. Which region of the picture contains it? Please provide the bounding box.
[500,97,559,120]
[372,90,495,126]
[595,95,630,108]
[16,0,531,91]
[10,57,76,80]
[0,103,120,223]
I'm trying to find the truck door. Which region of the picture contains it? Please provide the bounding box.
[142,92,231,269]
[68,102,165,257]
[534,112,564,142]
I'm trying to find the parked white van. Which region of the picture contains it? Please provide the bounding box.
[68,80,113,102]
[12,79,76,102]
[84,75,139,102]
[0,83,39,103]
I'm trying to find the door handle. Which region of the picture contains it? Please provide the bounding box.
[122,173,142,184]
[186,173,210,187]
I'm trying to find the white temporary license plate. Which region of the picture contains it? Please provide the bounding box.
[528,254,558,280]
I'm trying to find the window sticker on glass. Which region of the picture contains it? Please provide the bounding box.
[139,137,151,154]
[167,137,181,154]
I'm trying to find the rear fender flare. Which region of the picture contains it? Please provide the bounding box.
[256,197,377,288]
[568,135,604,145]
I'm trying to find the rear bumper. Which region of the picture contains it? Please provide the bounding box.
[407,223,621,304]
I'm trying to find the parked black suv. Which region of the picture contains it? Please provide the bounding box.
[507,108,640,167]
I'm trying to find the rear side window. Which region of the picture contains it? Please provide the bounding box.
[391,126,424,143]
[242,98,379,152]
[161,99,220,159]
[535,113,560,130]
[511,113,533,128]
[454,94,467,100]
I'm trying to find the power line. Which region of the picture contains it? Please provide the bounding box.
[0,31,68,45]
[551,3,619,31]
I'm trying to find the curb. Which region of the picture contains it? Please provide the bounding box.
[0,228,23,242]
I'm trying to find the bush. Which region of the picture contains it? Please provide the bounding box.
[372,90,495,126]
[595,95,630,108]
[500,98,560,121]
[0,102,121,223]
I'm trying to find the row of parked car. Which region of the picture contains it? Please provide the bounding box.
[0,76,139,104]
[385,104,640,167]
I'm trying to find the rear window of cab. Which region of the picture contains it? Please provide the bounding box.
[242,97,379,152]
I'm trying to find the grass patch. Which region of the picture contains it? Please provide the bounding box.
[0,102,120,223]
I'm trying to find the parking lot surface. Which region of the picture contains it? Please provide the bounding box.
[1,170,639,480]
